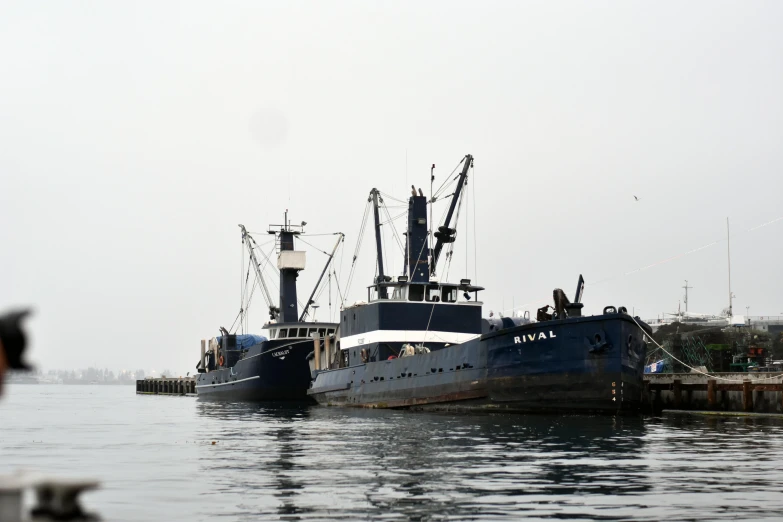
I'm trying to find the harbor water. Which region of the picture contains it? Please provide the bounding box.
[2,385,783,521]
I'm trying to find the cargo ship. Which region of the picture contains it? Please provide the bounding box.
[308,154,650,413]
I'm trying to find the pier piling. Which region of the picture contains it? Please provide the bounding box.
[135,377,196,396]
[707,379,716,409]
[313,332,321,371]
[673,379,682,408]
[645,373,783,414]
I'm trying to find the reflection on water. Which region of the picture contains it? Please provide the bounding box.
[2,386,783,521]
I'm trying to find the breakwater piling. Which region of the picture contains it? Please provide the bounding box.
[644,373,783,414]
[136,377,196,396]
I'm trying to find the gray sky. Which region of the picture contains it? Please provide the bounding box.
[1,1,781,374]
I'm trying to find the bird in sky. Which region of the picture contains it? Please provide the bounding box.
[634,195,640,201]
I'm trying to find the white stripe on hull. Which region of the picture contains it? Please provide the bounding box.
[196,375,260,389]
[340,330,478,349]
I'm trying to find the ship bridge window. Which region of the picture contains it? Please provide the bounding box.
[278,328,288,339]
[318,328,327,337]
[442,287,458,303]
[298,327,308,338]
[268,330,277,339]
[308,327,318,337]
[327,328,335,336]
[425,285,441,302]
[391,286,405,300]
[408,285,424,302]
[369,286,389,301]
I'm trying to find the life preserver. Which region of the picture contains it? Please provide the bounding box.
[218,355,224,366]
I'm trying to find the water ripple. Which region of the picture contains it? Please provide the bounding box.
[2,385,783,520]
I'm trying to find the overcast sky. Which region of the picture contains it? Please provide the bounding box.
[1,1,781,374]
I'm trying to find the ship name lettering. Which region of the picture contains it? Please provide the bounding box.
[513,330,558,344]
[273,349,291,357]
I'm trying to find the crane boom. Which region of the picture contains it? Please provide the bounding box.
[430,154,472,275]
[299,233,344,321]
[370,188,388,299]
[239,224,278,321]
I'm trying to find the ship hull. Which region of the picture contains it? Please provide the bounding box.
[196,339,316,402]
[309,313,648,414]
[482,313,647,413]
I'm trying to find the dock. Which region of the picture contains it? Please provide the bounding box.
[644,372,783,414]
[136,377,196,396]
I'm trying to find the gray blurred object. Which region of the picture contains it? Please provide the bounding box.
[0,310,32,370]
[0,473,100,521]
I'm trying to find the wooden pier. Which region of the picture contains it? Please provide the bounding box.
[644,373,783,414]
[136,377,196,396]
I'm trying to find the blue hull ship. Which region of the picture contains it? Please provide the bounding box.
[309,311,648,414]
[196,325,336,401]
[308,154,650,413]
[196,215,342,401]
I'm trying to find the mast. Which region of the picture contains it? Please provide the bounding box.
[239,224,278,321]
[270,210,306,323]
[683,280,692,313]
[430,163,435,265]
[370,189,388,298]
[430,154,472,275]
[406,185,429,283]
[300,233,344,321]
[727,217,733,317]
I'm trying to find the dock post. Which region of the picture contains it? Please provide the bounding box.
[324,335,331,370]
[200,340,206,373]
[743,380,752,412]
[707,380,716,409]
[673,379,682,409]
[313,332,320,370]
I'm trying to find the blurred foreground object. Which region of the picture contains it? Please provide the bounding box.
[0,473,100,521]
[0,309,32,370]
[0,309,32,395]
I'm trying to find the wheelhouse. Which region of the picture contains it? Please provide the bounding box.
[366,277,484,305]
[266,322,337,340]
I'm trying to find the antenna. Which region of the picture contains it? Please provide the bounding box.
[727,217,733,317]
[682,280,692,313]
[430,163,435,263]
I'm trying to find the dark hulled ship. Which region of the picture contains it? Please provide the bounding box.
[196,216,341,401]
[308,154,650,413]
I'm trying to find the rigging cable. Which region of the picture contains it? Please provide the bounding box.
[432,157,465,200]
[296,235,332,256]
[472,161,478,284]
[228,309,242,334]
[343,200,372,306]
[380,204,406,258]
[377,191,408,205]
[332,267,345,307]
[240,241,245,333]
[587,213,783,290]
